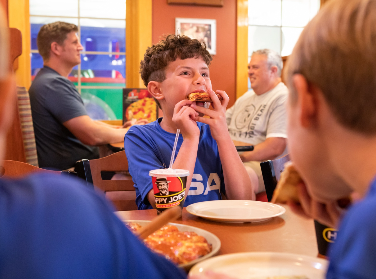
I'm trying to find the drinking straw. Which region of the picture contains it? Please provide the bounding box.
[169,129,180,169]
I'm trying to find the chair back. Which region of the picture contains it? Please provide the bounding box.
[0,160,59,178]
[5,86,39,166]
[17,87,39,166]
[75,151,137,211]
[260,154,290,202]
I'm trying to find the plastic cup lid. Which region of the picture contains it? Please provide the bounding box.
[149,168,189,177]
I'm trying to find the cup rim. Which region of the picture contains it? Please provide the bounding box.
[149,168,189,177]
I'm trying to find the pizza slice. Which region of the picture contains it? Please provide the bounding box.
[187,92,223,102]
[271,162,302,204]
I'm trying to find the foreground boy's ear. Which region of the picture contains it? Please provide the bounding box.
[147,81,164,102]
[292,74,318,129]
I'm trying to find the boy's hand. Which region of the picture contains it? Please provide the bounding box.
[190,89,229,142]
[172,99,200,140]
[287,183,343,228]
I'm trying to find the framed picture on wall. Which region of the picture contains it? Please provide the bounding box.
[175,18,216,55]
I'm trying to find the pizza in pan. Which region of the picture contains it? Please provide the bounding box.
[127,223,212,265]
[125,97,156,123]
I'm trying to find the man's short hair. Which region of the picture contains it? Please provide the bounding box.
[0,8,9,80]
[252,49,283,77]
[140,34,212,87]
[37,21,78,61]
[285,0,376,135]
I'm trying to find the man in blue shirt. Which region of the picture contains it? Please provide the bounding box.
[29,21,141,170]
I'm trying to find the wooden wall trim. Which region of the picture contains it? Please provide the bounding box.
[236,0,249,99]
[8,0,31,89]
[126,0,152,88]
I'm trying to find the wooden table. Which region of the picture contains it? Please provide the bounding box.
[116,205,318,257]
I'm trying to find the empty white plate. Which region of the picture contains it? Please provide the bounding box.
[189,252,328,278]
[186,200,286,223]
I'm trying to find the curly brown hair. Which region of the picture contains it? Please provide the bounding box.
[37,21,78,61]
[140,34,212,87]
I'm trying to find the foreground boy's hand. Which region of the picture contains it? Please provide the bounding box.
[287,183,343,228]
[190,89,229,141]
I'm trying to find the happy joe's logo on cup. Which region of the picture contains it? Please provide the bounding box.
[152,176,186,208]
[149,169,189,214]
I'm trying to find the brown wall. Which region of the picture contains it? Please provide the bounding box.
[152,0,237,107]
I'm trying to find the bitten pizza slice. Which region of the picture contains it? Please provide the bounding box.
[271,162,302,204]
[187,92,223,102]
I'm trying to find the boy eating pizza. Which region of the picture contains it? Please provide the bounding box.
[124,35,253,209]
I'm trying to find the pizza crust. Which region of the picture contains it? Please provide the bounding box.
[271,162,302,204]
[187,92,223,102]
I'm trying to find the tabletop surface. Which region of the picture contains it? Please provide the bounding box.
[116,205,318,257]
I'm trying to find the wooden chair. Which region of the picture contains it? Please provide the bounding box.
[74,151,137,211]
[15,87,39,166]
[260,154,290,202]
[0,160,59,178]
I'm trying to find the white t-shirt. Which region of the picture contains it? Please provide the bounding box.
[226,82,288,146]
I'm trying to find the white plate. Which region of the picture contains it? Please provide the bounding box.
[189,252,329,278]
[122,220,221,270]
[186,200,286,223]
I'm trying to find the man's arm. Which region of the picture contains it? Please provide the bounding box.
[96,119,149,129]
[63,115,129,146]
[240,137,286,162]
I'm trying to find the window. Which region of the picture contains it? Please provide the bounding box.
[29,0,126,120]
[248,0,320,59]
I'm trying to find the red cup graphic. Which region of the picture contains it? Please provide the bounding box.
[149,169,189,214]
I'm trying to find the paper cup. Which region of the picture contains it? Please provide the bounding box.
[149,169,189,214]
[314,220,338,258]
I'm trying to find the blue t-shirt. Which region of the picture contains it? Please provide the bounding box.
[29,66,99,170]
[0,173,186,279]
[326,176,376,279]
[124,118,225,209]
